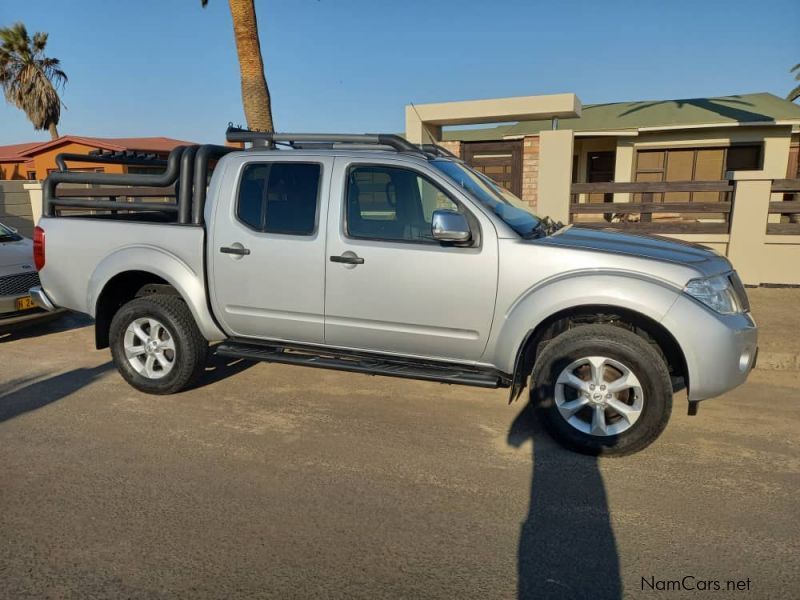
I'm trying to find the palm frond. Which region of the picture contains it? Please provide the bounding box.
[32,32,47,54]
[0,22,66,136]
[788,84,800,103]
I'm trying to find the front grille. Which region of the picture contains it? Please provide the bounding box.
[0,271,40,297]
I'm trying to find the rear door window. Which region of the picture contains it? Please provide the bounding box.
[236,162,321,235]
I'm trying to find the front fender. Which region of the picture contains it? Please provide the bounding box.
[88,244,225,341]
[485,269,683,374]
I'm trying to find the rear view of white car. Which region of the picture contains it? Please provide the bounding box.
[0,221,47,325]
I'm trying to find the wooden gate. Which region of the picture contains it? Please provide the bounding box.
[462,141,523,197]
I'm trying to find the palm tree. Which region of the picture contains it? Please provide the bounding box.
[0,23,67,139]
[788,64,800,103]
[203,0,274,132]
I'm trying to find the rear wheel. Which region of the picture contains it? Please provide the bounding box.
[531,324,672,456]
[109,294,207,394]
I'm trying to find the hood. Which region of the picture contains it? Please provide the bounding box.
[0,236,35,272]
[536,226,727,269]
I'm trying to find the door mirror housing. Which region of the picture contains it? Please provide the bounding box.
[431,209,471,243]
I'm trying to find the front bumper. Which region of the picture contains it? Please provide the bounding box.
[662,295,758,402]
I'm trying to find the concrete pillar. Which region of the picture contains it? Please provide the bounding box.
[727,175,771,285]
[761,130,792,179]
[537,129,574,224]
[613,140,635,204]
[24,182,43,226]
[404,107,441,144]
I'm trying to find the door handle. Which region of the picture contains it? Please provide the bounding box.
[220,245,251,256]
[330,254,364,265]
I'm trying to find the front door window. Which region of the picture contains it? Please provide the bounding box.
[346,165,459,243]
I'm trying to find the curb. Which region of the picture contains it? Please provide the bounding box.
[755,351,800,372]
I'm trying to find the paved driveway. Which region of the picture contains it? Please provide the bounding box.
[1,315,799,599]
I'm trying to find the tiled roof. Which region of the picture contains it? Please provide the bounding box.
[0,141,45,161]
[443,92,800,141]
[75,136,198,152]
[0,135,197,161]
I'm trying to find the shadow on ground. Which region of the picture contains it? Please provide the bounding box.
[508,403,621,599]
[0,311,93,343]
[0,362,114,423]
[0,352,253,423]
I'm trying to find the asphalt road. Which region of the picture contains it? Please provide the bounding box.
[1,314,799,599]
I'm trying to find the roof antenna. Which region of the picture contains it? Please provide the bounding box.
[410,102,439,146]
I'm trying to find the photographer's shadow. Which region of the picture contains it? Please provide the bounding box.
[508,403,621,599]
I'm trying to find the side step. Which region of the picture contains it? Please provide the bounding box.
[215,340,509,389]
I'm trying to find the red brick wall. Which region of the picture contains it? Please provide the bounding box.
[521,135,539,209]
[436,140,461,158]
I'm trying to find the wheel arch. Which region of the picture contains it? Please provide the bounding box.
[90,247,225,349]
[509,303,689,402]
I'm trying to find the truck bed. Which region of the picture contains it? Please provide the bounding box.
[39,217,207,318]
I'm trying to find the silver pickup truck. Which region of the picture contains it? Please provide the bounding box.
[31,128,757,455]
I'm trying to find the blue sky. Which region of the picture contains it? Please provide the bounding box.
[1,0,798,144]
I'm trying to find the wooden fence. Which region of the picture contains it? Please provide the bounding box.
[569,180,733,234]
[769,179,800,235]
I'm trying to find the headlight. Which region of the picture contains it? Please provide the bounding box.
[684,274,742,314]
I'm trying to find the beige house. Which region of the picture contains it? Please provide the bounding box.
[406,92,800,285]
[421,92,800,210]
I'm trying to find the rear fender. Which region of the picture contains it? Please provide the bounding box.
[88,245,225,341]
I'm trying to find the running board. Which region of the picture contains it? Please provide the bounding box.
[215,340,509,389]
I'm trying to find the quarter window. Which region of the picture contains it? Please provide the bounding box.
[346,165,459,243]
[237,162,321,235]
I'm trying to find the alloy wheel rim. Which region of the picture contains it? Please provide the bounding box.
[554,356,644,436]
[123,317,176,379]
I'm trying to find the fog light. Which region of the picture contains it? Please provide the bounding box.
[739,351,752,373]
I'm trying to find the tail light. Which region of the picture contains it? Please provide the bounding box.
[33,226,45,271]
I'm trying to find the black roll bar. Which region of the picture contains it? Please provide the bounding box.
[178,146,198,224]
[55,151,168,172]
[54,199,179,213]
[192,145,235,225]
[43,146,187,217]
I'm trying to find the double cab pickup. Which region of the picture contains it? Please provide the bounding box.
[30,129,758,455]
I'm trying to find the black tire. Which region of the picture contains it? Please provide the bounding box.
[531,324,672,456]
[109,294,207,394]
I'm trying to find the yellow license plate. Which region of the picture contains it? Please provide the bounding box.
[15,296,35,311]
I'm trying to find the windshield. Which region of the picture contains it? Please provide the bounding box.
[430,159,543,237]
[0,222,21,242]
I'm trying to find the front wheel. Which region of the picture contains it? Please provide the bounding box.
[531,324,672,456]
[109,294,208,394]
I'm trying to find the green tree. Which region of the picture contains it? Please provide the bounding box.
[788,64,800,103]
[0,23,67,139]
[203,0,274,132]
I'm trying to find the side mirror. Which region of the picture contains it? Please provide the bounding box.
[431,209,471,243]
